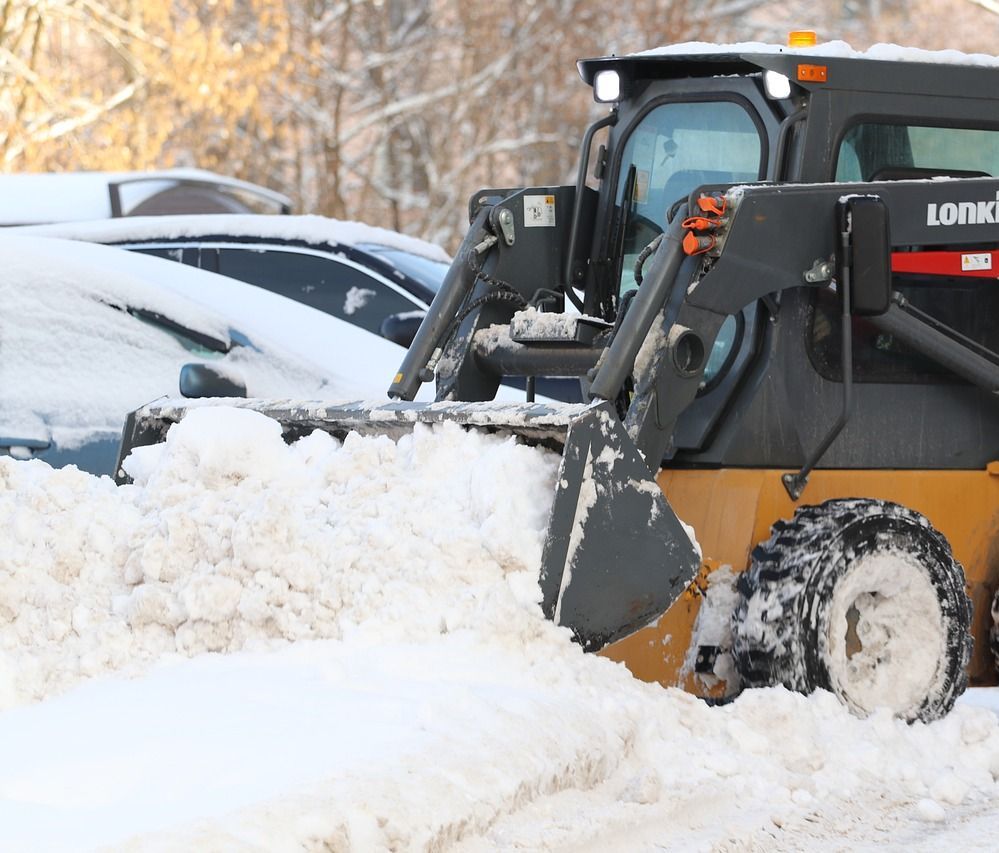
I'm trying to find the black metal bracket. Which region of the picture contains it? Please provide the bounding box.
[783,225,855,501]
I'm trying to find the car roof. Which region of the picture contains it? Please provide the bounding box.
[10,213,451,265]
[0,234,422,401]
[0,169,292,225]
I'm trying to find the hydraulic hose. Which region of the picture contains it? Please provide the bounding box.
[388,206,492,400]
[588,206,688,401]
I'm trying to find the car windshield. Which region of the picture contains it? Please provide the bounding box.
[615,100,763,295]
[358,244,450,293]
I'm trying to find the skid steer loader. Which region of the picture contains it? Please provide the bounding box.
[119,39,999,722]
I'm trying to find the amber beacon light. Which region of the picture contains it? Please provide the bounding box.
[787,30,818,47]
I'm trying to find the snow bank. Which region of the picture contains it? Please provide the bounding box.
[1,408,998,850]
[0,408,558,708]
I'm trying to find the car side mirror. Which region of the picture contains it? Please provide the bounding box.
[838,195,892,316]
[179,363,247,398]
[379,311,426,347]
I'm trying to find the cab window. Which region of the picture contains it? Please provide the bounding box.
[615,100,764,294]
[809,277,999,384]
[836,123,999,181]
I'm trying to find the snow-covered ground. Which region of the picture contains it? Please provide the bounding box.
[1,407,998,850]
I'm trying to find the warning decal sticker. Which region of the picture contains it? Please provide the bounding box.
[524,194,556,227]
[962,252,992,272]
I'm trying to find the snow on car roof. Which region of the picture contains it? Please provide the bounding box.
[12,213,452,264]
[0,168,289,225]
[631,40,999,67]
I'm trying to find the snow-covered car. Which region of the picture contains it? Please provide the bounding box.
[0,169,291,225]
[13,214,449,347]
[0,235,424,475]
[12,215,586,401]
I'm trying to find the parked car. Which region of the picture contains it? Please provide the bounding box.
[0,234,431,475]
[0,169,292,226]
[14,214,449,347]
[13,215,583,401]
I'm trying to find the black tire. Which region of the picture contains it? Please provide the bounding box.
[732,499,972,723]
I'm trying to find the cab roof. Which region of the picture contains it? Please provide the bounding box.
[578,41,999,98]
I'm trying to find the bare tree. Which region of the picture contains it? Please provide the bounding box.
[16,0,941,252]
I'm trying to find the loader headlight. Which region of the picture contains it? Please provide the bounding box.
[764,70,792,100]
[594,69,621,103]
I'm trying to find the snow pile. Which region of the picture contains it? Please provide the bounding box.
[507,307,605,340]
[342,285,376,315]
[0,407,558,708]
[1,407,998,850]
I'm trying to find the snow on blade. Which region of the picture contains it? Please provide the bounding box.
[0,407,997,850]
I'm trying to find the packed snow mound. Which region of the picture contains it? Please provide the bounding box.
[1,408,999,850]
[0,407,559,709]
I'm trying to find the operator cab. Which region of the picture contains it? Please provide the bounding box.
[575,38,999,466]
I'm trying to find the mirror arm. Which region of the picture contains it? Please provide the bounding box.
[783,228,855,501]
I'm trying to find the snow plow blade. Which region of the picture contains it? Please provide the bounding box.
[117,398,701,651]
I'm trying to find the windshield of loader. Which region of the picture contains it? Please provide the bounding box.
[615,100,763,295]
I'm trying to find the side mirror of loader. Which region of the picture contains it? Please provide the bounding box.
[838,195,892,316]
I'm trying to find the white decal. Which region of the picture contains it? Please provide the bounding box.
[524,194,556,228]
[927,190,999,226]
[962,252,992,271]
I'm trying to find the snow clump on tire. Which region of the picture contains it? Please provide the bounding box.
[732,499,972,723]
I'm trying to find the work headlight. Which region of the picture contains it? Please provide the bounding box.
[593,69,621,103]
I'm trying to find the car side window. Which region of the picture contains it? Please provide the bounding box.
[132,246,200,266]
[216,248,419,335]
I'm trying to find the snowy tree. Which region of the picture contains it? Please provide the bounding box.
[4,0,997,247]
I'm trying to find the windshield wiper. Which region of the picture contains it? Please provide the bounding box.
[100,300,231,353]
[128,307,230,353]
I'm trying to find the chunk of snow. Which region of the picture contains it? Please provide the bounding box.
[343,286,376,315]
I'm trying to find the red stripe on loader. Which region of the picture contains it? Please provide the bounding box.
[891,250,999,278]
